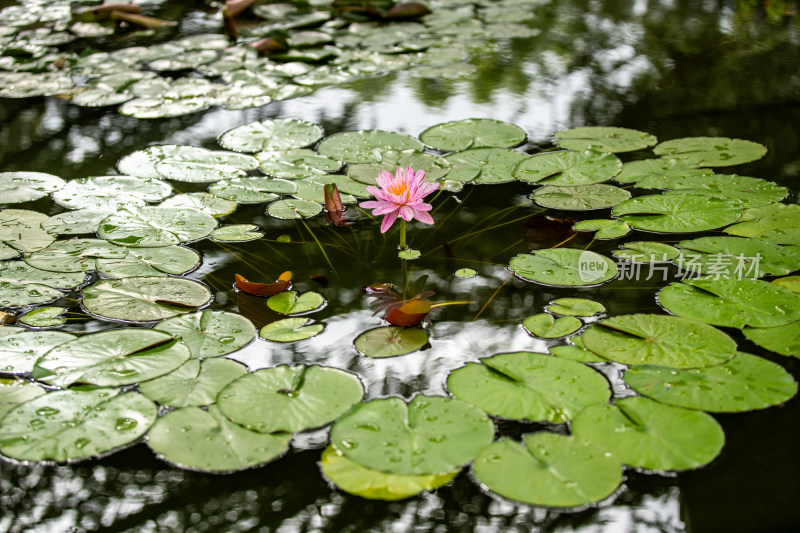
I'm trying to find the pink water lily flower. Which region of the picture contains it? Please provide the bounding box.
[359,166,439,233]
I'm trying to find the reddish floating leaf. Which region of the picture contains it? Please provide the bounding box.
[385,300,431,327]
[235,272,292,297]
[324,184,348,227]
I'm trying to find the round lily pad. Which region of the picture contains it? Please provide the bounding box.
[256,149,343,179]
[472,433,622,508]
[209,177,296,203]
[0,172,65,203]
[18,307,67,328]
[522,314,582,338]
[42,209,110,235]
[119,96,213,119]
[640,174,786,208]
[117,145,210,179]
[653,137,767,167]
[218,365,365,433]
[320,444,459,501]
[531,184,631,210]
[266,291,325,315]
[0,261,87,308]
[210,224,264,242]
[316,130,424,164]
[0,209,54,253]
[444,148,528,184]
[0,379,46,419]
[34,329,191,388]
[0,330,76,374]
[446,351,610,423]
[657,276,800,329]
[625,352,797,412]
[0,388,157,463]
[347,150,450,184]
[613,158,712,184]
[674,235,800,278]
[509,249,617,287]
[98,207,217,247]
[152,310,256,359]
[331,395,494,476]
[724,203,800,245]
[419,118,526,151]
[613,194,743,233]
[513,150,622,186]
[154,150,258,183]
[612,241,680,263]
[95,246,201,279]
[354,326,429,358]
[291,176,359,204]
[147,405,290,473]
[219,118,324,153]
[572,396,725,471]
[53,176,173,211]
[24,238,126,273]
[744,321,800,358]
[455,268,477,278]
[547,298,606,317]
[82,277,213,323]
[581,313,736,368]
[139,358,248,407]
[260,317,324,342]
[572,219,632,239]
[160,193,238,217]
[266,199,323,219]
[554,127,657,153]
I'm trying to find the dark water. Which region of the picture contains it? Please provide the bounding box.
[2,1,800,531]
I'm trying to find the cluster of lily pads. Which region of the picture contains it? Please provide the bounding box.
[1,116,799,508]
[0,0,540,117]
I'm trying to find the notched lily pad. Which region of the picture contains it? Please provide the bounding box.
[513,150,622,186]
[653,137,767,167]
[522,313,582,338]
[260,317,324,342]
[531,184,630,211]
[153,310,256,359]
[354,326,429,358]
[509,249,617,287]
[419,118,526,151]
[554,127,657,153]
[219,118,325,153]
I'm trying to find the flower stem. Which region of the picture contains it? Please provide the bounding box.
[399,219,407,249]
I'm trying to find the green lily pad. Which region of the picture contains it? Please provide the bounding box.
[723,203,800,244]
[24,238,126,273]
[219,118,324,153]
[625,352,797,412]
[291,177,359,204]
[155,150,259,183]
[354,326,429,358]
[650,174,786,208]
[554,127,657,153]
[612,241,680,263]
[256,149,343,179]
[472,433,622,508]
[209,177,296,203]
[96,246,201,278]
[657,276,800,328]
[531,184,631,210]
[573,219,632,239]
[653,137,767,167]
[509,249,617,287]
[152,310,256,359]
[582,313,736,368]
[266,291,325,315]
[331,395,494,476]
[160,193,237,217]
[218,364,365,433]
[18,307,67,328]
[0,71,73,98]
[0,172,65,203]
[119,96,214,119]
[34,329,191,388]
[0,379,46,419]
[139,358,248,407]
[146,405,290,473]
[210,224,264,242]
[547,298,606,317]
[513,150,622,186]
[613,158,712,184]
[316,130,424,164]
[0,209,54,253]
[0,331,76,374]
[447,351,610,423]
[53,176,173,211]
[260,317,324,342]
[266,199,323,219]
[548,337,606,363]
[419,118,526,151]
[444,148,527,184]
[744,320,800,358]
[117,145,211,179]
[455,268,477,278]
[613,194,743,233]
[347,150,450,185]
[674,235,800,278]
[41,209,111,235]
[98,207,217,247]
[320,445,459,501]
[572,396,725,471]
[523,314,582,338]
[0,261,87,308]
[0,388,156,462]
[82,277,213,323]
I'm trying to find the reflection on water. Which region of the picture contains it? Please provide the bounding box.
[2,0,800,531]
